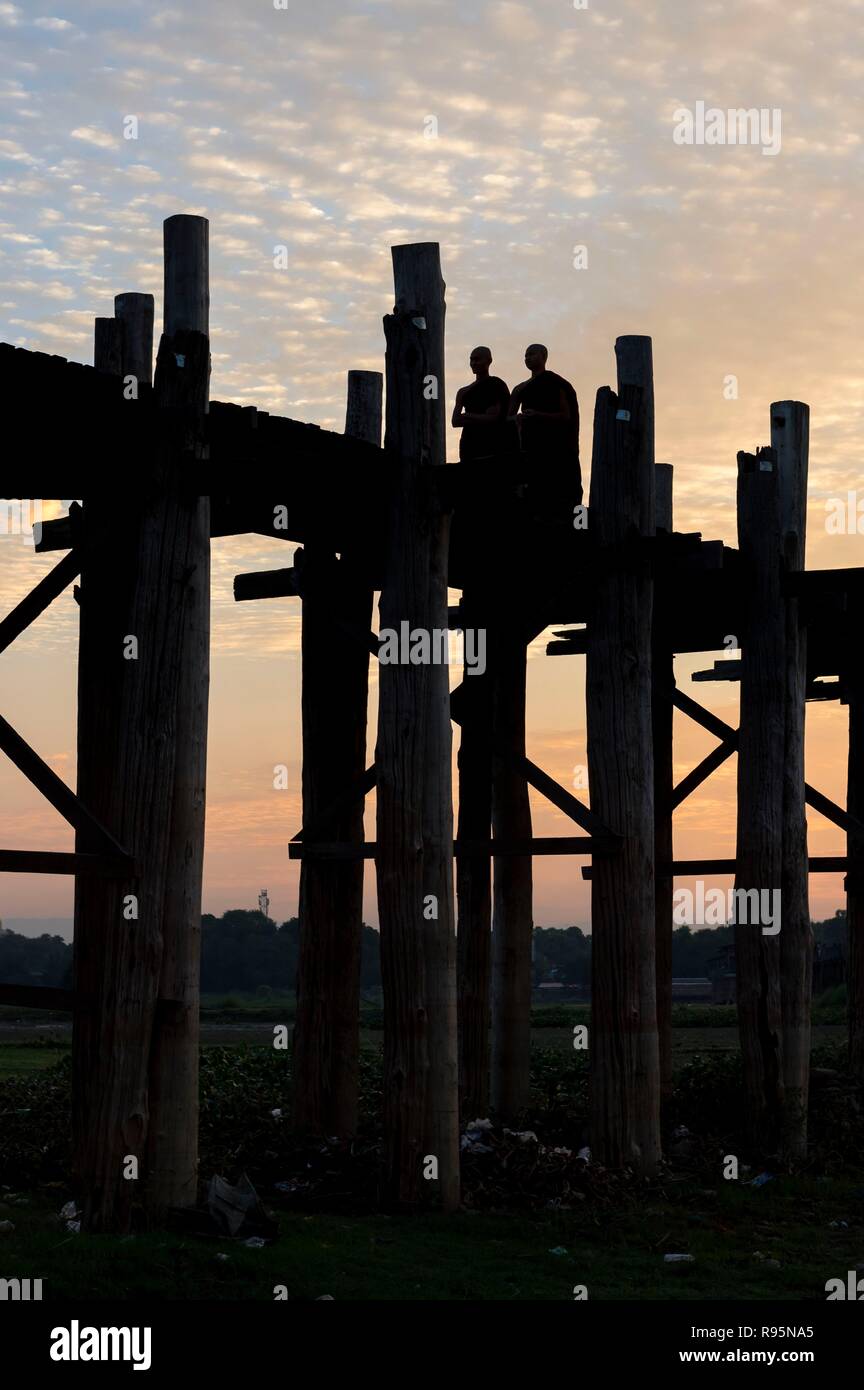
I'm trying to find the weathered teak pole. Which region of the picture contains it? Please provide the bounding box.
[490,620,534,1120]
[73,214,211,1230]
[653,461,674,1106]
[586,364,659,1171]
[773,401,811,1160]
[114,292,155,389]
[735,445,785,1156]
[848,655,864,1079]
[93,318,121,375]
[376,242,459,1209]
[293,369,381,1136]
[613,334,661,1167]
[456,630,492,1118]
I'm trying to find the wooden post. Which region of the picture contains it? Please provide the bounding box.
[654,462,674,1107]
[490,621,533,1120]
[94,318,121,375]
[773,401,810,1161]
[163,215,209,336]
[72,215,211,1230]
[735,446,785,1157]
[614,335,661,1168]
[848,656,864,1079]
[586,375,658,1170]
[456,647,492,1119]
[293,369,380,1136]
[115,293,155,389]
[376,242,459,1209]
[346,370,382,443]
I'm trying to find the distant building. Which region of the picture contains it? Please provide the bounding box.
[671,977,713,1003]
[258,889,270,919]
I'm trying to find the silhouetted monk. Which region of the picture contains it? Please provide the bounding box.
[509,343,581,511]
[452,346,511,461]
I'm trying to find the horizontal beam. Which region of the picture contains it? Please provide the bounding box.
[582,855,849,880]
[289,835,618,861]
[234,567,299,602]
[785,568,864,598]
[692,660,742,683]
[0,549,81,655]
[0,983,78,1011]
[0,982,186,1016]
[0,849,133,875]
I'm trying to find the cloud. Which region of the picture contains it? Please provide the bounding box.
[69,125,117,149]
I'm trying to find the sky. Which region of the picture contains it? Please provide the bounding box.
[0,0,862,934]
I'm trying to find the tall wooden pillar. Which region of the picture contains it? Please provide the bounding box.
[73,214,211,1230]
[586,374,659,1171]
[848,656,864,1080]
[490,623,533,1120]
[293,370,380,1136]
[456,633,492,1119]
[115,292,154,389]
[653,462,674,1107]
[376,242,459,1209]
[735,446,785,1156]
[93,318,121,375]
[773,401,810,1160]
[613,335,661,1169]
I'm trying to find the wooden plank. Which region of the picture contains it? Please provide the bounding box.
[0,550,81,654]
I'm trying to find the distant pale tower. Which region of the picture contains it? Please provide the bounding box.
[258,888,270,919]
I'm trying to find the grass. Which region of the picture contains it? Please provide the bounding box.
[0,1041,69,1078]
[2,1177,862,1301]
[1,1021,860,1301]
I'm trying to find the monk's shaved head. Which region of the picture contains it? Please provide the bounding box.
[524,343,548,372]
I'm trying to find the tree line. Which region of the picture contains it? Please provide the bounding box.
[0,910,846,995]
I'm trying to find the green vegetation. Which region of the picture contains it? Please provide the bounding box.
[2,1181,862,1301]
[1,1027,861,1300]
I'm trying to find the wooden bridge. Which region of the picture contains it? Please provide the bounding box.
[1,213,862,1228]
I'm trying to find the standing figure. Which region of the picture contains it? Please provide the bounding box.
[452,346,512,462]
[509,343,581,514]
